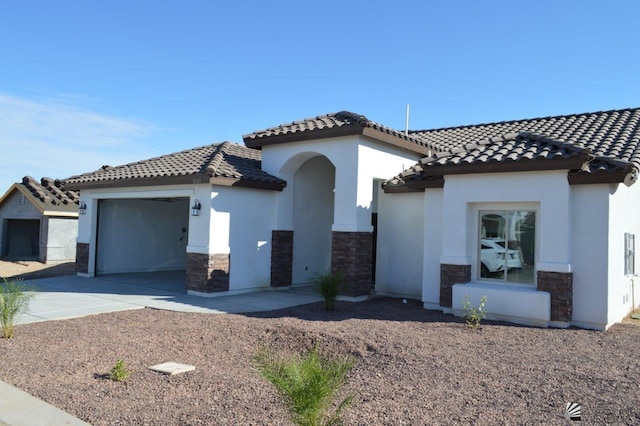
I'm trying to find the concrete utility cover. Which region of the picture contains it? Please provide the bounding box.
[148,362,196,375]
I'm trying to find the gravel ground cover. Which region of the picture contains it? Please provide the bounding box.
[0,297,639,425]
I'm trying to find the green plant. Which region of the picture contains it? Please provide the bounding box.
[314,272,341,311]
[462,294,488,329]
[110,359,130,382]
[0,277,37,339]
[253,346,356,426]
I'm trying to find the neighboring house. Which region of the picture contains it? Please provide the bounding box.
[0,176,79,263]
[64,108,640,330]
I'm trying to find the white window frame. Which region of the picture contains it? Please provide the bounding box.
[474,204,538,286]
[625,232,635,276]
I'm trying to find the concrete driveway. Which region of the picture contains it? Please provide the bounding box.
[16,272,323,325]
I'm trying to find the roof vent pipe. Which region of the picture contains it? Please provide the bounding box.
[405,104,410,136]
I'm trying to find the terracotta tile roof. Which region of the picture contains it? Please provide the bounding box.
[64,142,286,191]
[385,107,640,190]
[0,176,80,214]
[243,111,430,155]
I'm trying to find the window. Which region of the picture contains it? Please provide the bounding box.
[479,210,536,284]
[625,233,635,275]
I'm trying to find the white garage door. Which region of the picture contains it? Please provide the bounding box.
[96,198,189,274]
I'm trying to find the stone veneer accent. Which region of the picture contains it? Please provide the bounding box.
[331,231,373,297]
[76,242,89,274]
[186,252,230,293]
[440,264,471,308]
[537,271,573,322]
[271,230,293,287]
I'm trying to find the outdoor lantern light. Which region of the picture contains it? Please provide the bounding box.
[78,201,87,215]
[191,199,201,216]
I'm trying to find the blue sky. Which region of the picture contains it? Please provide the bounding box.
[1,0,639,191]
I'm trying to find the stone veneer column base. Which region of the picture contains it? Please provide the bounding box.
[537,271,573,322]
[186,252,230,293]
[76,243,89,274]
[440,264,471,308]
[271,230,293,287]
[331,231,373,298]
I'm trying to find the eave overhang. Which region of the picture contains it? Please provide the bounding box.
[64,173,286,192]
[244,124,430,156]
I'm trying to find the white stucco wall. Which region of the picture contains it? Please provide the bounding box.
[208,186,278,291]
[375,190,424,299]
[440,170,571,325]
[261,135,421,232]
[607,181,640,327]
[356,141,423,230]
[442,170,571,274]
[423,187,443,308]
[570,184,610,329]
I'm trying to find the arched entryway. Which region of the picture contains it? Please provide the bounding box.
[269,149,374,297]
[291,155,335,284]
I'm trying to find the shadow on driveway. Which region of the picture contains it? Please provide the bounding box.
[16,272,323,325]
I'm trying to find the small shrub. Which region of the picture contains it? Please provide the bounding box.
[0,277,37,339]
[462,294,487,329]
[314,272,341,311]
[110,359,130,382]
[253,346,356,426]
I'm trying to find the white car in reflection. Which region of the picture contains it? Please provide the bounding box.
[480,238,523,275]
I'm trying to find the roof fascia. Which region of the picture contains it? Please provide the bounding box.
[361,127,431,156]
[382,185,425,194]
[43,211,79,217]
[209,176,286,191]
[420,156,586,177]
[382,177,444,193]
[64,174,211,191]
[243,125,363,149]
[0,184,20,206]
[568,171,628,185]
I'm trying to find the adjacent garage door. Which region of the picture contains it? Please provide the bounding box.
[96,198,189,274]
[5,219,40,258]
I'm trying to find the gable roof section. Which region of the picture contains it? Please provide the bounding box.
[243,111,431,156]
[384,107,640,191]
[0,176,79,215]
[63,142,286,191]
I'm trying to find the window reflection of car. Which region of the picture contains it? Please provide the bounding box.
[480,238,523,275]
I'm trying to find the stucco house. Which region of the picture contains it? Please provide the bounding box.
[0,176,79,263]
[64,107,640,330]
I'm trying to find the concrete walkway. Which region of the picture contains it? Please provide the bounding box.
[2,272,323,425]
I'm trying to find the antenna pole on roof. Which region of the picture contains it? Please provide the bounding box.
[405,104,410,136]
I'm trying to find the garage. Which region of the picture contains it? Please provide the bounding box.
[4,219,40,259]
[96,198,190,275]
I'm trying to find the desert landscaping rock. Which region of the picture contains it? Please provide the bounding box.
[0,298,639,425]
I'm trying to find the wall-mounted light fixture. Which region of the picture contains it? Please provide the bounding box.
[78,201,87,215]
[191,199,202,216]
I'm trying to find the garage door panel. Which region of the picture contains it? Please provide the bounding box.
[6,219,40,258]
[97,199,188,274]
